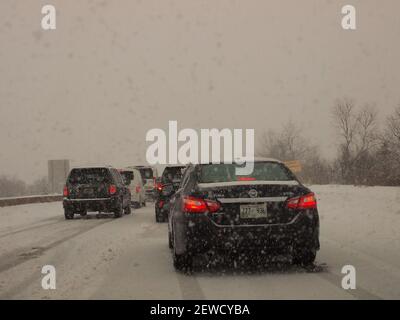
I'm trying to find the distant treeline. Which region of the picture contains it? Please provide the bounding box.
[0,176,49,198]
[258,98,400,186]
[2,98,400,197]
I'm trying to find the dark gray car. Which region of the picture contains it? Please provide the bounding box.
[167,159,320,272]
[63,166,131,219]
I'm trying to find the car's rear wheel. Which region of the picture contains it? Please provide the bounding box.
[132,202,141,209]
[293,247,316,266]
[168,230,173,249]
[124,205,131,215]
[173,252,192,272]
[114,202,123,218]
[155,208,163,223]
[172,228,192,272]
[64,209,74,220]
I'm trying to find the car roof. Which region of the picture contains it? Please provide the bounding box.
[244,157,282,163]
[131,165,154,169]
[70,165,114,170]
[119,168,133,172]
[163,164,187,168]
[194,157,283,165]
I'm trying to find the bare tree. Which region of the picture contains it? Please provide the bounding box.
[27,177,49,195]
[332,99,379,184]
[385,105,400,160]
[257,120,331,184]
[257,120,311,161]
[0,175,27,198]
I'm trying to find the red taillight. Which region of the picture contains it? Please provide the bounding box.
[109,184,117,195]
[205,199,221,213]
[287,193,317,210]
[159,200,164,208]
[183,196,207,213]
[237,176,256,181]
[63,186,69,197]
[183,196,221,213]
[155,183,163,192]
[287,197,299,209]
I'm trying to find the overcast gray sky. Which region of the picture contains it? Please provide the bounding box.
[1,0,400,182]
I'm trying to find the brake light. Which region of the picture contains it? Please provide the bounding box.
[205,199,221,213]
[183,196,221,213]
[155,182,163,191]
[109,184,117,195]
[237,176,256,181]
[287,193,317,209]
[63,186,69,197]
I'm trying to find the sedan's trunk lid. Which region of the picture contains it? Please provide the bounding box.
[198,181,306,226]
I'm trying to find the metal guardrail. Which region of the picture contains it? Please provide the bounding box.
[0,194,62,207]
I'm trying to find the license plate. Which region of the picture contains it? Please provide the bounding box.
[83,188,94,195]
[240,203,267,219]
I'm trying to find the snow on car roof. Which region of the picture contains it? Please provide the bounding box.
[163,164,187,168]
[238,157,282,163]
[197,157,283,165]
[70,165,113,169]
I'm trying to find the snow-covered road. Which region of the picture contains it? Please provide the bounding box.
[0,185,399,299]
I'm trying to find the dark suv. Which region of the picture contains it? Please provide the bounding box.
[168,159,320,271]
[154,165,186,222]
[63,166,131,219]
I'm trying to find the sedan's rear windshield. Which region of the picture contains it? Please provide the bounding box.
[67,168,112,184]
[162,166,185,183]
[199,162,295,183]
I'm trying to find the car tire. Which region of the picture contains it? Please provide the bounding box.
[293,247,316,266]
[64,209,74,220]
[155,208,163,223]
[132,202,140,209]
[124,205,131,215]
[173,252,192,272]
[172,228,192,272]
[142,201,146,207]
[168,230,173,249]
[114,202,123,218]
[155,213,163,223]
[79,211,87,217]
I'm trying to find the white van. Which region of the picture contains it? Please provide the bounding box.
[119,168,146,208]
[132,166,158,201]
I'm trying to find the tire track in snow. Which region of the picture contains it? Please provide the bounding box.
[0,218,61,239]
[314,268,382,300]
[175,272,206,299]
[0,219,112,275]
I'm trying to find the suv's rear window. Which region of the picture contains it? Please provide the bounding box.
[199,162,295,183]
[162,166,185,183]
[67,168,112,184]
[138,168,154,181]
[119,170,133,185]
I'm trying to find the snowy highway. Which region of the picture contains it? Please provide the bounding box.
[0,185,399,300]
